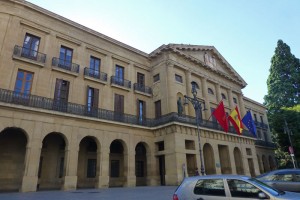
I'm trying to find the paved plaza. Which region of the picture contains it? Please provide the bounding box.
[0,186,177,200]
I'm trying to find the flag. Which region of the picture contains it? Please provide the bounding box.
[212,101,229,132]
[242,111,257,137]
[229,106,243,135]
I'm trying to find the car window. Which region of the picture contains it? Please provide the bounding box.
[194,179,226,196]
[227,179,262,198]
[276,174,293,181]
[293,174,300,182]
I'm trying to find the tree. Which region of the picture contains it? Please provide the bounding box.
[264,40,300,168]
[264,40,300,113]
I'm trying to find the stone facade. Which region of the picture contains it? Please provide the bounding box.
[0,0,275,192]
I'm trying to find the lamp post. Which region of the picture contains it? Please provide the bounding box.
[184,83,206,175]
[284,119,297,168]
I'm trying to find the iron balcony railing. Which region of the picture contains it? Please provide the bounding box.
[0,88,257,138]
[133,83,152,95]
[84,68,107,82]
[255,140,276,148]
[111,76,131,89]
[52,57,79,73]
[13,45,46,64]
[254,121,269,129]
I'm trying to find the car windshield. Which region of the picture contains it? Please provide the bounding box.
[249,178,285,196]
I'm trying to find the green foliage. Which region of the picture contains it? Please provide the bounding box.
[264,40,300,168]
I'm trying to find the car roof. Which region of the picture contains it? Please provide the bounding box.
[183,174,251,182]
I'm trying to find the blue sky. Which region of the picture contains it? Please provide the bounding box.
[27,0,300,104]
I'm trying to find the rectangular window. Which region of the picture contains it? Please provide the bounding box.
[137,99,146,123]
[86,86,99,114]
[22,33,40,59]
[227,179,262,198]
[175,74,183,83]
[110,160,120,177]
[254,114,257,122]
[87,159,97,178]
[137,72,145,86]
[260,116,264,123]
[59,46,73,69]
[153,74,160,82]
[89,56,101,78]
[155,100,161,119]
[115,65,124,85]
[53,79,70,111]
[14,69,34,95]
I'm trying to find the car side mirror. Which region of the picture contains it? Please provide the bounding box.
[258,192,269,199]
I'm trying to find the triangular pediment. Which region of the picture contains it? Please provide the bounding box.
[150,44,247,87]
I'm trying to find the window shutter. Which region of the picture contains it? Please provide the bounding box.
[137,98,140,117]
[93,88,99,108]
[54,79,62,100]
[143,101,146,119]
[120,95,124,114]
[86,86,90,107]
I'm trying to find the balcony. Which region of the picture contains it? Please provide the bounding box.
[111,76,131,89]
[254,121,269,130]
[133,83,152,96]
[52,57,79,74]
[84,68,107,83]
[0,88,257,139]
[13,45,46,64]
[255,140,276,148]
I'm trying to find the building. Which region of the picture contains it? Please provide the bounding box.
[0,0,276,192]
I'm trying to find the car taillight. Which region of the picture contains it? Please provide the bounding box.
[173,194,179,200]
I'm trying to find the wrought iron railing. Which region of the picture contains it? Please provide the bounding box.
[133,83,152,95]
[111,76,131,89]
[13,45,46,64]
[0,88,257,138]
[52,57,79,73]
[84,67,107,82]
[255,121,269,130]
[255,140,276,148]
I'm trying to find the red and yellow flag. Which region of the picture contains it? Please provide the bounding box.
[228,106,243,135]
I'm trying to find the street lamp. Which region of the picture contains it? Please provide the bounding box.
[184,83,206,175]
[284,119,298,168]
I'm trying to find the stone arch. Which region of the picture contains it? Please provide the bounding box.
[109,139,128,187]
[38,132,67,190]
[0,127,28,192]
[135,142,149,186]
[77,136,99,189]
[203,143,216,175]
[233,147,244,175]
[268,155,276,170]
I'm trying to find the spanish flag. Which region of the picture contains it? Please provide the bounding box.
[228,106,243,135]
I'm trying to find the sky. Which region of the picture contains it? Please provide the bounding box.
[27,0,300,104]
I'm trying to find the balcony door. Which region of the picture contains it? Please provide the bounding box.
[59,46,73,69]
[89,56,100,78]
[115,65,124,85]
[114,94,124,121]
[53,79,70,111]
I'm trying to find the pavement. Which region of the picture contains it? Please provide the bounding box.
[0,186,177,200]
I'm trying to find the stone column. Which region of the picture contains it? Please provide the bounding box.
[125,149,136,187]
[201,77,211,119]
[238,93,246,117]
[97,146,110,188]
[21,138,42,192]
[166,63,176,113]
[227,88,234,108]
[63,145,79,190]
[185,70,194,116]
[103,55,114,110]
[215,83,222,103]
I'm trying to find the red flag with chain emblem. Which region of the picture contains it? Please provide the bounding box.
[212,101,229,132]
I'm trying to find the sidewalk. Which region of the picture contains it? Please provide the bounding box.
[0,186,177,200]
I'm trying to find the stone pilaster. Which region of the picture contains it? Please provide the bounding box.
[238,93,246,117]
[166,63,176,113]
[62,145,79,191]
[227,88,234,108]
[201,77,210,119]
[125,150,136,187]
[215,83,222,103]
[97,146,110,188]
[185,70,194,116]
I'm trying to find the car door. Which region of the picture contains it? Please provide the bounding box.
[191,178,229,200]
[227,179,269,200]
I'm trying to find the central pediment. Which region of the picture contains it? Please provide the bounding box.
[150,44,247,88]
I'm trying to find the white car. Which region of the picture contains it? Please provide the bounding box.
[173,175,300,200]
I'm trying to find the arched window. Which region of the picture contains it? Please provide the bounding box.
[191,81,199,90]
[208,88,214,95]
[233,97,237,104]
[221,93,226,100]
